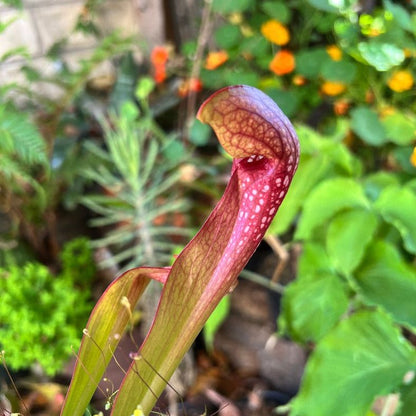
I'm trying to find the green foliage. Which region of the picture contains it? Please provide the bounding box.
[203,295,230,351]
[196,0,416,144]
[60,237,97,286]
[275,125,416,415]
[291,310,416,416]
[0,105,49,217]
[0,4,136,260]
[350,106,387,146]
[81,81,192,269]
[0,238,94,376]
[279,270,349,343]
[0,107,48,167]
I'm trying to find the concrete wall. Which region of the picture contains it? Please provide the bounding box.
[0,0,166,91]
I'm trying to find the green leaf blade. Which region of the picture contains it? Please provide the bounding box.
[269,153,330,235]
[374,185,416,254]
[355,240,416,330]
[60,267,169,416]
[292,310,416,416]
[295,177,369,240]
[326,208,378,276]
[279,271,349,343]
[203,295,230,351]
[350,106,387,146]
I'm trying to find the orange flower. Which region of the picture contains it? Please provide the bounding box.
[153,66,167,84]
[321,81,346,96]
[151,46,169,83]
[261,20,290,46]
[204,50,229,70]
[151,46,169,66]
[333,98,350,115]
[269,50,295,76]
[326,45,342,61]
[387,70,414,92]
[177,78,203,97]
[410,147,416,167]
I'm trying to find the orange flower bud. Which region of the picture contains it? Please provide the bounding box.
[151,46,169,84]
[292,75,307,86]
[177,78,203,97]
[365,89,375,103]
[269,50,295,76]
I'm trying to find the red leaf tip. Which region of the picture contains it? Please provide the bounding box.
[197,85,299,273]
[197,85,299,162]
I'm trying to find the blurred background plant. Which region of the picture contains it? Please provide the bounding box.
[0,237,94,376]
[173,0,416,414]
[0,0,134,263]
[80,77,193,271]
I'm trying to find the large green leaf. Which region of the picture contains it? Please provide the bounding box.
[383,0,413,32]
[395,378,416,416]
[291,310,416,416]
[357,42,405,71]
[306,0,338,12]
[61,267,170,416]
[279,271,349,343]
[295,177,369,240]
[203,295,230,351]
[294,124,358,174]
[269,154,330,235]
[321,60,357,83]
[350,106,387,146]
[326,208,378,276]
[298,242,332,277]
[261,1,291,23]
[363,171,400,202]
[215,24,241,49]
[374,185,416,254]
[296,48,329,78]
[355,240,416,330]
[382,113,416,146]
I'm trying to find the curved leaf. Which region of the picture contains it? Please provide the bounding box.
[60,267,170,416]
[326,208,378,276]
[374,185,416,254]
[355,240,416,330]
[110,85,300,415]
[279,271,349,343]
[295,177,369,240]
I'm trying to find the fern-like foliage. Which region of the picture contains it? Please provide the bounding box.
[0,106,49,167]
[0,106,49,215]
[81,94,192,270]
